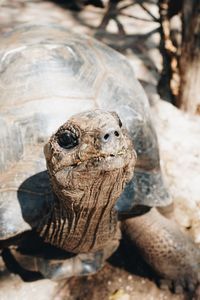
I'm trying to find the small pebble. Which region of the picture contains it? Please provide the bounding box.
[109,289,130,300]
[125,286,133,292]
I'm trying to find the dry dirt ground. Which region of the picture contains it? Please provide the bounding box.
[0,1,200,300]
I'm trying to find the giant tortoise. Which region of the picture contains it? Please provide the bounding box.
[0,24,200,291]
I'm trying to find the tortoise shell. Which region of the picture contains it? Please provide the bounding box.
[0,24,171,240]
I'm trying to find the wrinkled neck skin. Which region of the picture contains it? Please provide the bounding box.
[38,163,132,254]
[38,110,136,253]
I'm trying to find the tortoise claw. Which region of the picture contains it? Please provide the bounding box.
[159,264,200,294]
[159,279,173,291]
[173,280,184,294]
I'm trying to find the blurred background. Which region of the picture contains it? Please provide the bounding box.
[0,1,199,299]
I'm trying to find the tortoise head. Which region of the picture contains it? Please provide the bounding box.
[44,110,137,208]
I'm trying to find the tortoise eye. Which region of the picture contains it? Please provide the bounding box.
[57,131,78,149]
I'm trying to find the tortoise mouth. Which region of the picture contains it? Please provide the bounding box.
[61,149,135,173]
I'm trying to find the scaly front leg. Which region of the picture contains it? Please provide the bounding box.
[122,208,200,293]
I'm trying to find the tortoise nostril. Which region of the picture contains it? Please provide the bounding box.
[114,131,120,137]
[103,133,110,141]
[103,131,120,142]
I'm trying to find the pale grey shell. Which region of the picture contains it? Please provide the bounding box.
[0,24,171,239]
